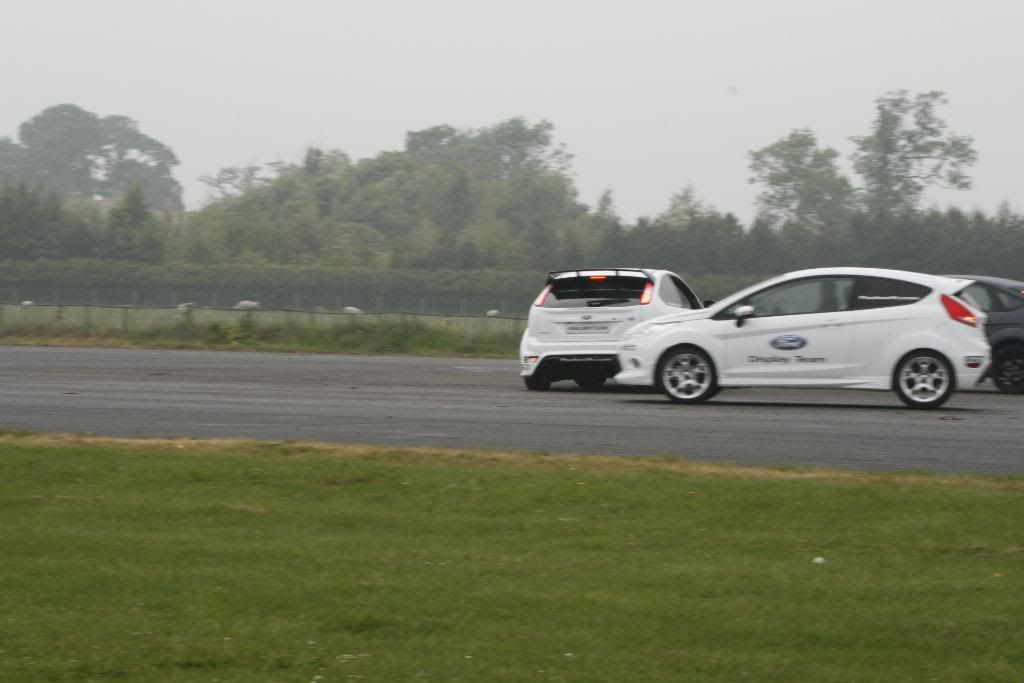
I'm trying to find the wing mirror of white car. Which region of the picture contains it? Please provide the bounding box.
[734,305,755,327]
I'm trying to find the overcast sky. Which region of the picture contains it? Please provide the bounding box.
[2,0,1021,221]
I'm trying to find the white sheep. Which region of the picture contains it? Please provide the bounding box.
[20,301,34,307]
[486,309,500,317]
[233,300,261,310]
[342,306,363,315]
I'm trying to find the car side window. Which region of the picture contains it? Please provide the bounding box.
[727,277,855,318]
[994,287,1024,311]
[659,277,686,307]
[963,284,996,312]
[851,277,931,309]
[660,276,696,309]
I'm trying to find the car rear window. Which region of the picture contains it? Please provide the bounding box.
[544,271,650,308]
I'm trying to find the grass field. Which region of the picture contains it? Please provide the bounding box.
[0,316,519,358]
[1,433,1022,682]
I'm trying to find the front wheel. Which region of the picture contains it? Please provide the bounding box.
[894,351,954,409]
[992,344,1024,394]
[655,346,719,404]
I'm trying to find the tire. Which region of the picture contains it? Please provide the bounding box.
[523,373,551,391]
[574,375,607,390]
[893,350,955,409]
[655,345,719,404]
[992,343,1024,394]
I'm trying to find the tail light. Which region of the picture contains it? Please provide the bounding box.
[941,294,977,327]
[639,282,654,305]
[533,284,552,307]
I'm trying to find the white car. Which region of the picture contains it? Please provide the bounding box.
[615,267,990,409]
[521,268,705,390]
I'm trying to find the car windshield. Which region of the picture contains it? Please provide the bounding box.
[543,273,649,308]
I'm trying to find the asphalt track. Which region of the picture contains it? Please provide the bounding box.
[1,345,1022,474]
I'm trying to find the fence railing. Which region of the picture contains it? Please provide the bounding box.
[0,302,527,338]
[1,288,525,317]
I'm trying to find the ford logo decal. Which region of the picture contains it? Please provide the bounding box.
[582,314,592,320]
[770,335,808,350]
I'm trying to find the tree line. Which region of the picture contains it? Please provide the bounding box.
[1,94,1022,284]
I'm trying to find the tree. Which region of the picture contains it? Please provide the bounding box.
[199,165,265,201]
[748,129,854,230]
[104,186,164,263]
[851,90,976,215]
[0,104,183,213]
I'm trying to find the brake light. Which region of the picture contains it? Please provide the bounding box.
[588,275,607,281]
[639,282,654,305]
[533,284,552,307]
[941,294,977,327]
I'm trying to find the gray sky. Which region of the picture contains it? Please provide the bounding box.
[2,0,1021,221]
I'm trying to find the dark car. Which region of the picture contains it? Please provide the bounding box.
[949,275,1024,393]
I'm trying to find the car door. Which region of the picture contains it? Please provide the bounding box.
[839,276,936,378]
[715,276,856,382]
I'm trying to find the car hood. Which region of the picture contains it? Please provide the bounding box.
[642,309,715,325]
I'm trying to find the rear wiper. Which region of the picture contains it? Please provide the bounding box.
[587,298,631,307]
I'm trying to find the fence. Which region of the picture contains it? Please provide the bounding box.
[0,302,527,338]
[1,288,527,317]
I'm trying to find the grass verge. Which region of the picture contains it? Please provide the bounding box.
[1,433,1022,682]
[0,319,518,357]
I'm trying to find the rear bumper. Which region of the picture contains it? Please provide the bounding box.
[521,354,621,381]
[519,337,624,378]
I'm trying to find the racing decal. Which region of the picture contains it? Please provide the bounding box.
[770,335,808,350]
[857,295,920,302]
[748,355,827,364]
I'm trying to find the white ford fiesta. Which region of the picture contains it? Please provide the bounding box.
[615,267,990,409]
[521,268,706,390]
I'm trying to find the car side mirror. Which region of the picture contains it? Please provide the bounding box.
[703,299,716,307]
[734,304,754,327]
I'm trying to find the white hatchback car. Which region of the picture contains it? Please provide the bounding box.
[615,267,990,409]
[521,268,705,390]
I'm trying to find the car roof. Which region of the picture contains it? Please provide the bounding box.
[782,266,966,287]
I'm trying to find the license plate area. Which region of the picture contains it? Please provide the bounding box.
[565,323,611,334]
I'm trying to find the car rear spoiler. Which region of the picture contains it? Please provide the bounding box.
[547,268,652,282]
[937,277,976,296]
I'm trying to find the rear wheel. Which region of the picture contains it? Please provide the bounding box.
[894,351,954,409]
[523,373,551,391]
[655,346,719,404]
[992,343,1024,394]
[574,374,607,390]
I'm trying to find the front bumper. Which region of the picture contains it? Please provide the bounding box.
[611,341,657,386]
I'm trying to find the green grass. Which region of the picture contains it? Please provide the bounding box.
[0,318,519,357]
[1,436,1022,682]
